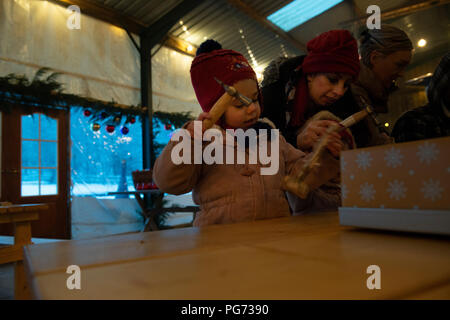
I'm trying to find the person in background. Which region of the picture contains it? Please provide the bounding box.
[391,52,450,142]
[261,29,363,150]
[353,24,413,145]
[261,30,362,213]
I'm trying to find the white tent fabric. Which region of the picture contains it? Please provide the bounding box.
[0,0,140,106]
[0,0,200,239]
[152,46,200,114]
[0,0,201,113]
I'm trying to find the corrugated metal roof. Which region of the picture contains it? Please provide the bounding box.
[353,0,420,12]
[167,0,301,68]
[243,0,293,17]
[77,0,449,71]
[90,0,184,25]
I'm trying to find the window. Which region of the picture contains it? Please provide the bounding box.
[21,113,58,196]
[70,108,143,196]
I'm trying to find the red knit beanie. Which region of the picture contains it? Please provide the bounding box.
[302,29,360,77]
[290,30,360,127]
[190,49,256,112]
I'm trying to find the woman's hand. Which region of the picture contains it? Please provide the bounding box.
[297,120,344,157]
[186,112,212,138]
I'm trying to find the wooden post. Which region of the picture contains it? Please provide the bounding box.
[14,221,32,299]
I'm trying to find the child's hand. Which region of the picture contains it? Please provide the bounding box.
[186,112,212,137]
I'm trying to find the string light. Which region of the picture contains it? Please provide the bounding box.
[231,8,263,81]
[418,39,427,47]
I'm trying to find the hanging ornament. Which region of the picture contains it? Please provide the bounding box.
[84,109,92,117]
[164,123,172,130]
[92,123,101,131]
[130,117,136,124]
[106,125,115,133]
[121,126,129,135]
[114,116,121,124]
[101,112,108,119]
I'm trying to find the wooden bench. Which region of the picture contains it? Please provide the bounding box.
[0,204,48,299]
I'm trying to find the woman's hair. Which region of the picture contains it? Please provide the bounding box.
[359,25,413,67]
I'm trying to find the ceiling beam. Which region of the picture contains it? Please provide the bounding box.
[164,35,197,57]
[226,0,307,53]
[49,0,146,34]
[340,0,450,26]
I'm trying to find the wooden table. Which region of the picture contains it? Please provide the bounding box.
[108,190,199,231]
[23,211,450,299]
[0,204,48,299]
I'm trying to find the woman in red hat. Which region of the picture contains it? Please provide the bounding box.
[262,29,369,151]
[262,30,367,213]
[152,40,346,226]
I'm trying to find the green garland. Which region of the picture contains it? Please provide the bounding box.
[0,68,194,128]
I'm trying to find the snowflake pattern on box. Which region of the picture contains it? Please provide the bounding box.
[387,180,407,200]
[341,137,449,210]
[384,147,403,168]
[341,157,347,172]
[416,142,439,165]
[341,184,348,200]
[359,182,375,202]
[356,151,372,171]
[421,178,443,202]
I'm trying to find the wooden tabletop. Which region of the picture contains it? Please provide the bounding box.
[23,211,450,299]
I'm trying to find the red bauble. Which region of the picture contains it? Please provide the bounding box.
[106,125,115,133]
[136,183,144,190]
[164,124,172,130]
[130,117,136,124]
[84,110,92,117]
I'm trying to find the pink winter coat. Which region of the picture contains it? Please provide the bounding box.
[152,121,308,227]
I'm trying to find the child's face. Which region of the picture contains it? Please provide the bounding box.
[224,79,261,129]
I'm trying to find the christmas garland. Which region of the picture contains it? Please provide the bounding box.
[0,68,194,133]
